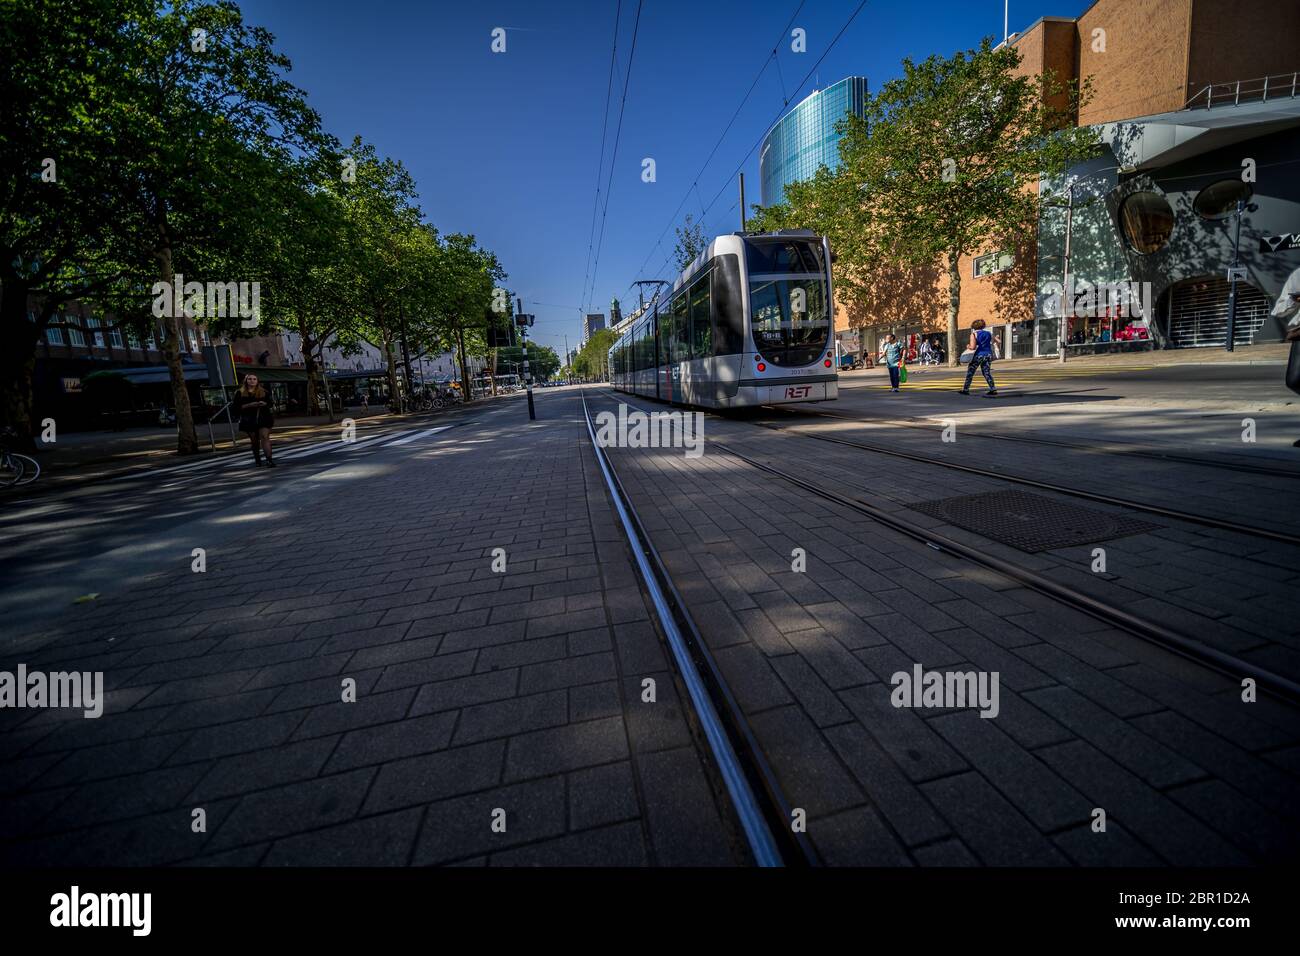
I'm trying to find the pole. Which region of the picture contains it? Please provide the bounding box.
[518,297,536,420]
[564,333,570,384]
[739,172,747,231]
[1225,198,1243,352]
[1059,183,1074,364]
[1004,0,1008,43]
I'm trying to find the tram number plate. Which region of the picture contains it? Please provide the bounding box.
[784,385,813,399]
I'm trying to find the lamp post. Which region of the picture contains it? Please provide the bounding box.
[1224,199,1259,352]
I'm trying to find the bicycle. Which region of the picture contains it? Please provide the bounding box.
[0,428,40,487]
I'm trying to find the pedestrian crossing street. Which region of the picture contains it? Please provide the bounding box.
[110,424,456,483]
[861,365,1156,390]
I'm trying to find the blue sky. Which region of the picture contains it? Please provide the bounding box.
[238,0,1093,357]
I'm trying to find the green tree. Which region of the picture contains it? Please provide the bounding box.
[833,39,1098,364]
[573,327,618,381]
[672,213,706,272]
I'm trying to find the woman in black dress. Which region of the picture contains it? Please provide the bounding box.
[232,373,276,467]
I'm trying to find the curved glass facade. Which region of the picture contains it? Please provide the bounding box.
[758,77,868,207]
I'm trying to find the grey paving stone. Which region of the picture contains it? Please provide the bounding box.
[453,689,568,746]
[371,651,479,693]
[1052,822,1163,866]
[490,820,649,866]
[634,746,735,866]
[44,762,212,831]
[610,620,669,674]
[930,710,1087,831]
[325,712,458,773]
[912,838,979,866]
[518,651,617,694]
[569,761,641,831]
[363,740,505,815]
[413,776,566,864]
[408,669,518,716]
[749,705,863,818]
[291,687,417,740]
[207,768,375,852]
[167,711,305,764]
[188,736,338,801]
[262,808,424,866]
[769,654,853,727]
[920,772,1070,866]
[840,684,969,783]
[810,805,913,866]
[1036,740,1252,866]
[715,643,793,714]
[569,680,622,723]
[504,716,629,781]
[1023,685,1207,789]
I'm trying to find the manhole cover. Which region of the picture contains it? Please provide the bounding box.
[909,490,1161,553]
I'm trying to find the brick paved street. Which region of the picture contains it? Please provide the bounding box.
[0,392,741,866]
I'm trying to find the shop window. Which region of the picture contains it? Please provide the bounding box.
[1193,180,1252,220]
[973,251,1014,278]
[1119,191,1174,254]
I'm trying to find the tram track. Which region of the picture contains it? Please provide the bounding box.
[591,387,1300,710]
[579,390,817,867]
[754,412,1300,548]
[777,404,1300,481]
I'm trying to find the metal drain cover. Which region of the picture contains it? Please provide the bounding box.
[909,490,1161,553]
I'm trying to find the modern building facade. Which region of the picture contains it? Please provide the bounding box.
[582,312,606,343]
[759,76,868,207]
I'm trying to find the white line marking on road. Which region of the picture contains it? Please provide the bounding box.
[385,425,452,445]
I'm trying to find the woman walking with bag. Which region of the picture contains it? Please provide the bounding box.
[233,373,276,467]
[959,319,999,396]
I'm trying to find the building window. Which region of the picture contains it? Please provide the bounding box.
[973,251,1014,278]
[109,326,124,348]
[45,326,64,346]
[1193,180,1252,220]
[86,316,105,347]
[67,318,85,347]
[1119,191,1174,254]
[126,328,140,349]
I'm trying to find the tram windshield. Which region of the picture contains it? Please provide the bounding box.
[748,276,830,366]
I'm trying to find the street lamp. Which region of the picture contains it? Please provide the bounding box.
[1224,199,1259,352]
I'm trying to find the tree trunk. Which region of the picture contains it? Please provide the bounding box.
[0,280,39,450]
[299,318,322,416]
[153,234,199,454]
[379,319,402,412]
[399,302,415,393]
[946,251,962,368]
[489,348,498,396]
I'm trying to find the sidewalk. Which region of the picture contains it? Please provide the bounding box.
[0,389,741,866]
[842,342,1290,379]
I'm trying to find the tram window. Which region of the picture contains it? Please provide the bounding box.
[658,308,674,364]
[690,274,711,358]
[711,254,744,355]
[674,293,690,362]
[746,239,825,275]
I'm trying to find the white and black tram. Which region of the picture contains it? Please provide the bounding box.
[608,229,838,408]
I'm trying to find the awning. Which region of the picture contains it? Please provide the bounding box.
[83,365,208,386]
[233,365,308,383]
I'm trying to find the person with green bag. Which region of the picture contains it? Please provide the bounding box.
[878,333,904,392]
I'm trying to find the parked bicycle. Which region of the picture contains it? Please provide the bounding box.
[0,427,40,488]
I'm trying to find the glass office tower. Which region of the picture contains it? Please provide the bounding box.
[758,76,868,207]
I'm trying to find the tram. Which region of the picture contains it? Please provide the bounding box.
[608,229,838,408]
